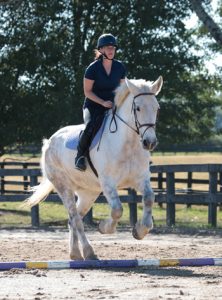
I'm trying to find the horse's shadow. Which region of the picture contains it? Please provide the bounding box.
[108,267,220,278]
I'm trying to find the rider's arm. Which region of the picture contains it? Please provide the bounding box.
[83,78,112,108]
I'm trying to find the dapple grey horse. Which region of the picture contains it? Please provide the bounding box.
[25,77,163,260]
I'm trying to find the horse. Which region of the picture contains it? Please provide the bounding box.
[25,76,163,260]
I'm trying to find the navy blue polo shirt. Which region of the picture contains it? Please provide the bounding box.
[83,58,126,111]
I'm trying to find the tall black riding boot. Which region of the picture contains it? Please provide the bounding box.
[75,129,92,171]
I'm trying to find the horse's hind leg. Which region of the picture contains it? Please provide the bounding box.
[76,189,100,259]
[55,186,83,260]
[51,176,94,260]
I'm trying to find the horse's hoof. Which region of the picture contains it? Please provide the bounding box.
[132,226,143,240]
[132,222,151,240]
[83,245,98,260]
[70,254,84,260]
[85,254,99,260]
[98,220,116,234]
[98,220,106,234]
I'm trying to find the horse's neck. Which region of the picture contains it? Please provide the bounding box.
[106,97,139,150]
[117,95,136,134]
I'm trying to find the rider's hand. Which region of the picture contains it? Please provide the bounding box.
[102,101,113,109]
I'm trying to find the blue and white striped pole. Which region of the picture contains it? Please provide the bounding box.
[0,258,222,270]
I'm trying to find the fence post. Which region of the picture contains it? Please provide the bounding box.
[219,173,222,211]
[187,172,192,192]
[187,172,193,208]
[158,172,163,190]
[23,163,28,191]
[157,172,163,208]
[0,163,5,194]
[83,208,93,225]
[30,175,39,227]
[128,189,137,226]
[166,172,175,226]
[208,172,217,227]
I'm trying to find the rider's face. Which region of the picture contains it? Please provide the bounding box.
[101,45,116,59]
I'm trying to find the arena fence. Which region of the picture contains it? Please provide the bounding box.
[0,162,222,227]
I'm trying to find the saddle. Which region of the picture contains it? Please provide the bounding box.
[65,123,104,152]
[65,115,108,176]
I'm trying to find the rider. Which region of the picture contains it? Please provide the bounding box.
[75,33,126,171]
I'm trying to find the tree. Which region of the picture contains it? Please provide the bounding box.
[189,0,222,47]
[0,0,220,155]
[0,0,74,155]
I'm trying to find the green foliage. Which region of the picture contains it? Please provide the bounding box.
[0,0,221,154]
[158,74,222,146]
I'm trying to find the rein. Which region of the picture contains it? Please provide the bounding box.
[109,106,139,134]
[109,92,157,136]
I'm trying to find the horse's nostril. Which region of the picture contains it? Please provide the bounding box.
[143,140,148,147]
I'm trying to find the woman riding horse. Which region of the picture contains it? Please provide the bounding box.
[75,33,126,171]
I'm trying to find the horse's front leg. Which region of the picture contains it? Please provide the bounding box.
[133,178,154,240]
[99,181,123,234]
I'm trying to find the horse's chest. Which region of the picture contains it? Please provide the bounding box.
[105,159,140,186]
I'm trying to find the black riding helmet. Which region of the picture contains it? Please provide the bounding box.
[97,33,118,49]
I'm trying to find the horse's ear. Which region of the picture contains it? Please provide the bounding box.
[125,78,139,94]
[151,76,163,95]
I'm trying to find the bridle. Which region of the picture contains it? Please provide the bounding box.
[132,92,157,138]
[109,92,158,138]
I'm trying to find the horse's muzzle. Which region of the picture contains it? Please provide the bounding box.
[142,139,158,151]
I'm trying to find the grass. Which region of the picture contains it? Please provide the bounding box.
[94,203,222,228]
[0,202,67,227]
[0,152,222,228]
[1,201,222,229]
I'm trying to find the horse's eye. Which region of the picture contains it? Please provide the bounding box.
[136,106,140,112]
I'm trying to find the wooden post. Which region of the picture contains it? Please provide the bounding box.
[219,173,222,211]
[83,208,93,225]
[158,172,163,190]
[208,172,217,227]
[82,192,93,225]
[158,172,163,208]
[187,172,192,208]
[128,189,137,226]
[166,172,175,226]
[23,163,28,191]
[0,163,5,194]
[187,172,192,192]
[30,175,39,227]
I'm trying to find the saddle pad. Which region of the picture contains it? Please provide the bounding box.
[65,122,105,151]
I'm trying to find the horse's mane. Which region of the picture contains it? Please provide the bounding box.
[114,79,153,107]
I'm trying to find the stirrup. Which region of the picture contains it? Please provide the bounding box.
[75,156,86,171]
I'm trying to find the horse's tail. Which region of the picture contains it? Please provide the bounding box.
[23,139,54,207]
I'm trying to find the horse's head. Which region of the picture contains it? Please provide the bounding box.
[125,76,163,151]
